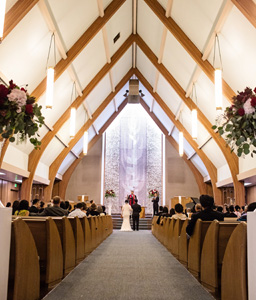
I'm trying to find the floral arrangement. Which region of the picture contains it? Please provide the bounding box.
[0,80,44,148]
[148,189,158,198]
[213,87,256,157]
[105,189,116,198]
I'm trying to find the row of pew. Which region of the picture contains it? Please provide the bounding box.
[8,215,113,300]
[152,216,247,300]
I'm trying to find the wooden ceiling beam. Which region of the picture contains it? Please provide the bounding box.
[135,68,222,203]
[49,98,128,201]
[20,36,134,200]
[143,0,235,103]
[32,0,126,100]
[231,0,256,28]
[140,98,207,195]
[3,0,39,41]
[135,34,244,204]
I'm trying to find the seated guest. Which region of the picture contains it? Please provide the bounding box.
[157,206,169,224]
[29,198,40,213]
[224,205,237,218]
[171,203,187,220]
[195,203,202,212]
[68,202,86,218]
[39,196,68,216]
[186,194,224,237]
[65,200,72,212]
[6,202,11,207]
[60,201,66,210]
[102,205,106,215]
[169,208,175,217]
[12,200,20,215]
[156,206,164,216]
[234,205,241,218]
[217,206,223,213]
[237,202,256,222]
[87,203,100,216]
[39,201,45,213]
[14,200,29,216]
[97,205,105,216]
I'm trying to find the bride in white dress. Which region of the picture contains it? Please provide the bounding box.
[120,200,133,231]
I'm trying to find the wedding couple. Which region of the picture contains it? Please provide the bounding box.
[120,198,141,231]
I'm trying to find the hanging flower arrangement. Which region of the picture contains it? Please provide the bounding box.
[213,87,256,157]
[105,189,116,198]
[0,80,45,149]
[148,189,158,198]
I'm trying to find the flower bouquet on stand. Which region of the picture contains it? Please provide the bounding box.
[148,189,158,198]
[213,87,256,157]
[105,189,116,198]
[0,80,45,148]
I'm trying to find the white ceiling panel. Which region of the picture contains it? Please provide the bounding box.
[71,136,83,157]
[171,127,194,157]
[85,73,112,114]
[191,155,209,178]
[171,0,223,52]
[157,74,182,114]
[72,31,107,89]
[111,46,132,88]
[48,0,99,50]
[38,70,74,128]
[208,5,256,92]
[139,82,153,108]
[105,0,132,57]
[137,0,162,57]
[114,82,129,108]
[157,0,168,10]
[137,47,157,89]
[58,152,77,175]
[162,31,197,91]
[153,101,174,132]
[102,0,113,10]
[6,0,18,12]
[93,101,116,132]
[0,5,61,93]
[202,138,227,169]
[40,137,65,166]
[183,139,195,158]
[88,126,97,143]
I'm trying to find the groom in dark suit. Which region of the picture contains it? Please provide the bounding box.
[132,199,141,231]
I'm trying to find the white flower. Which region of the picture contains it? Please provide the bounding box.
[7,89,27,112]
[243,98,255,115]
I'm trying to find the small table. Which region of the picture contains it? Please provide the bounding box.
[140,206,145,218]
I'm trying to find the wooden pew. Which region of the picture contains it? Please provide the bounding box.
[178,219,189,267]
[221,222,247,300]
[68,217,85,264]
[159,217,167,244]
[79,216,93,256]
[163,218,171,247]
[200,220,238,295]
[88,216,97,251]
[187,220,211,279]
[52,217,76,276]
[166,218,176,253]
[171,218,186,258]
[23,218,63,289]
[151,216,158,236]
[106,215,113,235]
[8,218,40,300]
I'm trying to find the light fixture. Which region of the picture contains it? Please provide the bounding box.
[123,90,129,97]
[45,33,56,109]
[0,0,6,41]
[69,82,77,138]
[191,83,198,140]
[179,131,184,157]
[139,90,145,97]
[213,34,223,110]
[83,131,88,155]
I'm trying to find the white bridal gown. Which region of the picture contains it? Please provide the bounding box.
[120,203,133,231]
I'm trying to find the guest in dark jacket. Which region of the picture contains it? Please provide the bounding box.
[237,202,256,222]
[152,193,159,216]
[87,203,100,216]
[224,205,237,218]
[186,195,224,236]
[132,199,142,231]
[12,200,20,215]
[29,198,40,214]
[39,196,68,216]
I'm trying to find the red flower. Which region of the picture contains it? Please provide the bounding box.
[25,104,33,114]
[254,87,256,93]
[9,80,16,89]
[21,87,27,93]
[251,97,256,107]
[0,84,9,99]
[237,108,245,116]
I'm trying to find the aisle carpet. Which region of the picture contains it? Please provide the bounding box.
[44,230,214,300]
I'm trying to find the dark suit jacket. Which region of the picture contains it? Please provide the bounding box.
[39,206,68,217]
[186,208,224,236]
[152,196,159,208]
[29,205,39,213]
[132,203,141,217]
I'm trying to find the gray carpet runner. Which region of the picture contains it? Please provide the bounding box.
[44,230,214,300]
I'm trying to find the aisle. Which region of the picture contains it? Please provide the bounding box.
[44,230,214,300]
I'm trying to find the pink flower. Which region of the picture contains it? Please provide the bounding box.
[0,84,9,99]
[7,89,27,112]
[244,98,255,114]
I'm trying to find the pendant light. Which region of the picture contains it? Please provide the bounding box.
[69,83,76,138]
[213,34,223,111]
[83,131,88,155]
[179,131,184,157]
[45,33,56,109]
[191,83,198,140]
